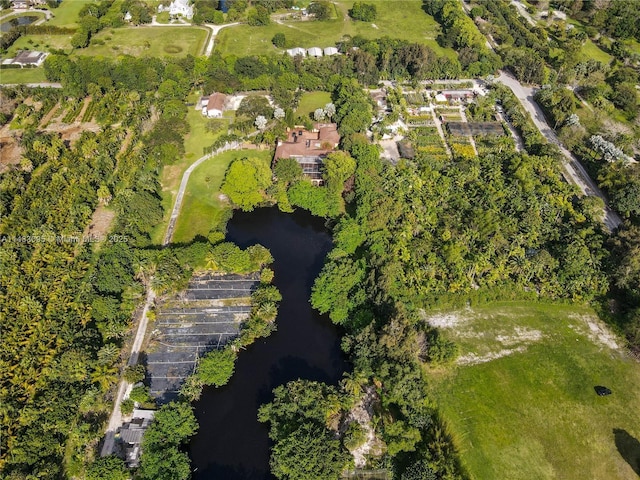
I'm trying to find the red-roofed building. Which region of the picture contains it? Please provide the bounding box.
[274,123,340,185]
[201,92,227,118]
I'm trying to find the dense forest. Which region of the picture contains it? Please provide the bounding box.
[0,54,206,477]
[1,0,639,476]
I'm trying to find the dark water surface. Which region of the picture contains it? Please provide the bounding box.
[189,208,349,479]
[0,16,38,32]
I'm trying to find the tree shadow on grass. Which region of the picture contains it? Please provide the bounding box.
[614,428,640,476]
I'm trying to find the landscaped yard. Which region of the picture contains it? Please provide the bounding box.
[172,149,272,243]
[78,26,208,58]
[0,67,47,84]
[151,103,232,244]
[214,0,456,59]
[427,302,640,480]
[295,91,332,118]
[46,0,92,27]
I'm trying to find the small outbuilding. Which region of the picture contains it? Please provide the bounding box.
[286,47,307,57]
[307,47,323,58]
[323,46,339,56]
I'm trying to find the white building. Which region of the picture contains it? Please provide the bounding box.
[323,47,339,56]
[202,92,227,118]
[307,47,323,58]
[286,47,307,57]
[158,0,193,19]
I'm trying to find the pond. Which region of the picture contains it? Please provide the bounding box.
[0,15,39,33]
[189,208,349,479]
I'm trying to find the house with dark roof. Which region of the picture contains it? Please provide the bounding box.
[274,123,340,185]
[6,51,48,67]
[118,409,155,468]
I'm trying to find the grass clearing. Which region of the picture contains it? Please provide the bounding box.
[0,67,47,84]
[46,0,92,28]
[151,104,231,244]
[215,0,456,59]
[78,26,207,58]
[8,34,73,56]
[295,91,332,118]
[564,18,613,65]
[172,149,272,243]
[581,38,613,65]
[426,302,640,480]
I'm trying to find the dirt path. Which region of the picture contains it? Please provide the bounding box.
[163,140,240,245]
[202,23,240,57]
[38,102,60,128]
[75,97,92,123]
[431,109,453,158]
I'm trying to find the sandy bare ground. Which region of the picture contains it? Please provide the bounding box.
[424,307,623,366]
[82,206,116,244]
[0,124,23,173]
[343,386,384,468]
[75,97,92,123]
[568,313,622,351]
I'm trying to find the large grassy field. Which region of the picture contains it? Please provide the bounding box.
[78,26,208,58]
[427,302,640,480]
[172,149,272,243]
[0,67,47,84]
[214,0,456,59]
[46,0,92,27]
[151,103,232,244]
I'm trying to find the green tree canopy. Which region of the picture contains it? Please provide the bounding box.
[222,157,273,211]
[196,347,237,386]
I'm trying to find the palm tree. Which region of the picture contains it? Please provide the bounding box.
[90,364,118,392]
[205,253,219,272]
[256,302,277,322]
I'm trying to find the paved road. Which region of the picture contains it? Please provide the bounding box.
[0,82,62,88]
[163,141,239,245]
[0,8,52,22]
[100,289,155,457]
[126,19,239,57]
[101,140,240,457]
[202,23,239,57]
[495,71,622,230]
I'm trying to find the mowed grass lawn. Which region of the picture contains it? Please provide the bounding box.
[78,26,208,58]
[151,104,233,244]
[46,0,93,27]
[172,149,272,243]
[296,91,332,118]
[426,302,640,480]
[0,67,47,84]
[215,0,456,59]
[8,34,73,56]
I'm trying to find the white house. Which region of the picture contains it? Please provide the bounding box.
[307,47,323,58]
[323,47,339,56]
[5,50,48,67]
[286,47,306,57]
[202,92,227,118]
[158,0,193,19]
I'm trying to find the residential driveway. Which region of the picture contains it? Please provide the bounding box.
[495,71,622,231]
